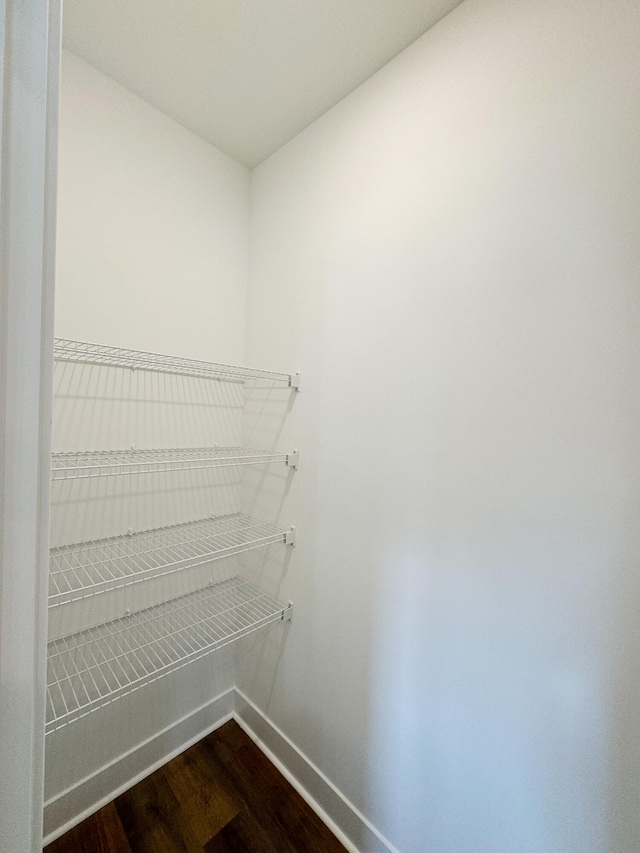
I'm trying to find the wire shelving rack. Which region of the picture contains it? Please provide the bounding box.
[51,446,296,481]
[53,337,300,388]
[49,512,295,607]
[46,577,292,734]
[48,338,299,735]
[49,513,293,606]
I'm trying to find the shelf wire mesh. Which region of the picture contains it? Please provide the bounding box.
[49,513,287,606]
[46,577,290,733]
[53,338,294,385]
[51,446,289,480]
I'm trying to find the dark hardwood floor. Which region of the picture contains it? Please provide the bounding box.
[44,720,348,853]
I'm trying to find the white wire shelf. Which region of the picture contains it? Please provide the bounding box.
[53,337,300,388]
[49,513,294,607]
[51,445,297,481]
[46,577,292,734]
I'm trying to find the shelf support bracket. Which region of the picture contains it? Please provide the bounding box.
[285,526,296,546]
[286,450,299,469]
[289,372,301,391]
[281,602,294,623]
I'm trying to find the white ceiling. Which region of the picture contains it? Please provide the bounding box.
[62,0,464,168]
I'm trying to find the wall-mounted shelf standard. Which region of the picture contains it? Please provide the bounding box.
[51,446,299,480]
[46,576,292,734]
[53,337,301,388]
[49,513,295,606]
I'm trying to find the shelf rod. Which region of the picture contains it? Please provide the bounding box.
[50,446,297,481]
[53,337,299,387]
[46,577,290,734]
[49,513,294,607]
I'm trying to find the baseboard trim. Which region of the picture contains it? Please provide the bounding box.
[43,687,397,853]
[234,688,399,853]
[42,687,234,846]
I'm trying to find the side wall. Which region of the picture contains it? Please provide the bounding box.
[241,1,640,851]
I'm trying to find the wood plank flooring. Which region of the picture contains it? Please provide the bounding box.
[44,720,348,853]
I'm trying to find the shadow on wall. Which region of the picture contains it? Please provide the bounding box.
[368,518,640,853]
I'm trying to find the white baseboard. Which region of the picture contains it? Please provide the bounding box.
[234,688,399,853]
[42,687,234,846]
[43,687,397,853]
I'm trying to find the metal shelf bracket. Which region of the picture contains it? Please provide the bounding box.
[289,372,301,391]
[285,526,296,546]
[286,450,299,469]
[282,602,294,623]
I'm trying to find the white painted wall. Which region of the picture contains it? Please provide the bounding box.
[240,1,640,851]
[46,51,250,814]
[55,50,249,363]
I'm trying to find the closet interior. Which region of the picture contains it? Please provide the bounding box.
[34,2,637,852]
